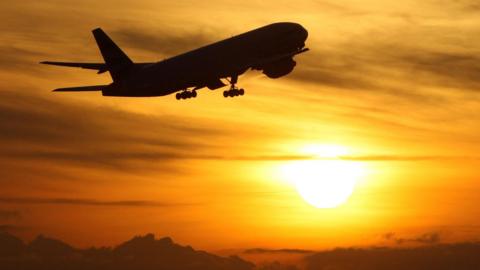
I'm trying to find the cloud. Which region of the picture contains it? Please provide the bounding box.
[339,155,480,161]
[0,232,255,270]
[0,210,21,221]
[383,232,442,245]
[4,88,470,173]
[304,241,480,270]
[436,0,480,12]
[0,46,49,74]
[0,90,222,171]
[0,225,23,233]
[0,197,192,207]
[291,25,480,101]
[256,262,300,270]
[244,248,314,254]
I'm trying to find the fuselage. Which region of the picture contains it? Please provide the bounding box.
[103,22,308,97]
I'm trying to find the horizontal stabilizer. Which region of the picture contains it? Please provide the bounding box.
[40,61,108,74]
[53,85,108,92]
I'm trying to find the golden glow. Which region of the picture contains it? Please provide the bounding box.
[282,145,365,208]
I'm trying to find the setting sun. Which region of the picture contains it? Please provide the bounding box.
[282,145,365,208]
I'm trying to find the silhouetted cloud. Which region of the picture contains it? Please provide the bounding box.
[256,261,300,270]
[244,248,313,254]
[0,232,255,270]
[0,197,191,207]
[304,242,480,270]
[0,225,22,233]
[0,210,20,220]
[383,232,441,245]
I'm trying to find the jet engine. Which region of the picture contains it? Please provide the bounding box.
[262,58,296,78]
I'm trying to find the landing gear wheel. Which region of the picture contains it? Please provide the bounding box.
[223,75,246,98]
[176,90,199,100]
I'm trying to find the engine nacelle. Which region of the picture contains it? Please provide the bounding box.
[262,58,296,79]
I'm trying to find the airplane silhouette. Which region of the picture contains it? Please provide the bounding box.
[41,22,309,100]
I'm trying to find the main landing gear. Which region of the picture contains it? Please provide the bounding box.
[223,88,244,97]
[223,74,245,98]
[176,90,197,100]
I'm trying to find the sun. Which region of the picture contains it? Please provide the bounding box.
[281,144,365,208]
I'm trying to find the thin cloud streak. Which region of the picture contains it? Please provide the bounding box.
[244,248,314,254]
[383,232,442,245]
[0,210,21,220]
[0,197,194,207]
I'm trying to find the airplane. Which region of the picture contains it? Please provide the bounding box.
[41,22,309,100]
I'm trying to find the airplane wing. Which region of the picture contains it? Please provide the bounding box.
[52,85,108,92]
[40,61,108,74]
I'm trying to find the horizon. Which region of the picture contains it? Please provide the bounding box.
[2,231,480,269]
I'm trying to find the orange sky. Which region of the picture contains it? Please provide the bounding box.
[1,0,480,251]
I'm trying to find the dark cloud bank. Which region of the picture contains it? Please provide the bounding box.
[1,232,480,270]
[0,232,254,270]
[383,232,441,245]
[304,243,480,270]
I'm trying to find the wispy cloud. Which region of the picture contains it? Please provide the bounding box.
[0,210,21,220]
[383,232,442,245]
[0,90,221,171]
[0,197,193,207]
[112,27,218,57]
[244,248,314,254]
[293,36,480,98]
[0,224,23,233]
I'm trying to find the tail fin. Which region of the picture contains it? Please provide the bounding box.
[92,28,133,82]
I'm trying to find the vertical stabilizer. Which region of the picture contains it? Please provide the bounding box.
[92,28,133,82]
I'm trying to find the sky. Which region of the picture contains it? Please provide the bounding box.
[1,0,480,251]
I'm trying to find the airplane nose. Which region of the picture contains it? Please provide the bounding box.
[299,26,308,40]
